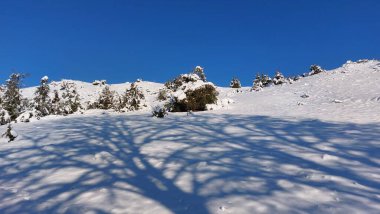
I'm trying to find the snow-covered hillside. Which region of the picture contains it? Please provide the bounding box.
[0,60,380,213]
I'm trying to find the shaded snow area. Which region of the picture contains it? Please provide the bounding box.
[1,60,380,213]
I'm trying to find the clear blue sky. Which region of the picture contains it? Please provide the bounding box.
[0,0,379,87]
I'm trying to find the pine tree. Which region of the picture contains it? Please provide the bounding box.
[230,77,241,88]
[193,66,206,82]
[122,83,145,111]
[34,76,52,116]
[2,73,25,120]
[260,74,272,87]
[272,71,286,85]
[51,90,63,115]
[97,86,116,110]
[252,73,263,91]
[309,64,324,75]
[61,82,81,114]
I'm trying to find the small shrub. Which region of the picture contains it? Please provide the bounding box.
[193,66,206,82]
[252,73,263,91]
[2,124,17,142]
[157,89,168,101]
[230,77,241,88]
[309,65,324,76]
[272,71,286,85]
[152,105,167,118]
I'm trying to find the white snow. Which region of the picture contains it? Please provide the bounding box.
[0,60,380,213]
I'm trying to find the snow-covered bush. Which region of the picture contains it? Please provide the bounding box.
[92,80,106,86]
[169,84,218,112]
[152,105,167,118]
[261,74,273,87]
[165,72,218,112]
[60,81,81,114]
[0,108,11,125]
[2,73,25,120]
[96,86,116,110]
[157,89,168,101]
[34,76,52,117]
[193,66,206,82]
[230,77,241,88]
[272,71,286,85]
[165,73,200,91]
[121,83,145,111]
[309,64,325,76]
[252,74,263,91]
[2,124,17,142]
[16,110,37,123]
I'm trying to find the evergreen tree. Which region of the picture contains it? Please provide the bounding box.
[97,86,116,110]
[193,66,206,82]
[34,76,52,116]
[2,73,25,120]
[309,64,324,75]
[51,90,63,115]
[230,77,241,88]
[261,74,273,87]
[61,82,81,114]
[252,73,263,91]
[122,83,145,111]
[273,71,286,85]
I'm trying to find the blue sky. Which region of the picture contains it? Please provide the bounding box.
[0,0,379,87]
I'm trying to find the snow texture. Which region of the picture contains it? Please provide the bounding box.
[0,60,380,213]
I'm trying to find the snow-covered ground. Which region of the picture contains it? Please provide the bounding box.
[0,60,380,213]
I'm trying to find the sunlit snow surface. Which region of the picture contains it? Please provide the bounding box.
[1,60,380,213]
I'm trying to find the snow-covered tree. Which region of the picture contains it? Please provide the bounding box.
[261,74,273,87]
[2,124,17,142]
[2,73,25,120]
[152,105,167,118]
[309,64,325,76]
[252,74,263,91]
[34,76,52,117]
[230,77,241,88]
[0,108,11,125]
[272,71,286,85]
[51,90,63,115]
[97,86,116,110]
[193,66,206,82]
[157,89,168,101]
[122,83,145,111]
[61,81,81,114]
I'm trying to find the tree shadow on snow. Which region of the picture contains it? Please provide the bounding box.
[0,113,379,213]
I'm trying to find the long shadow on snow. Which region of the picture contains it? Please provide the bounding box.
[0,113,379,213]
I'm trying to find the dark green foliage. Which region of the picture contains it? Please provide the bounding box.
[157,89,168,101]
[97,86,116,110]
[309,64,324,75]
[34,77,52,116]
[171,85,218,112]
[230,77,241,88]
[2,73,25,120]
[61,82,81,114]
[165,74,198,91]
[152,105,167,118]
[2,124,16,142]
[122,83,145,111]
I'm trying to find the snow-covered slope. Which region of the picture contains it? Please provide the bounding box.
[1,60,380,213]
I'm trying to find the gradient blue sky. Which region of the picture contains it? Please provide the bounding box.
[1,0,379,87]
